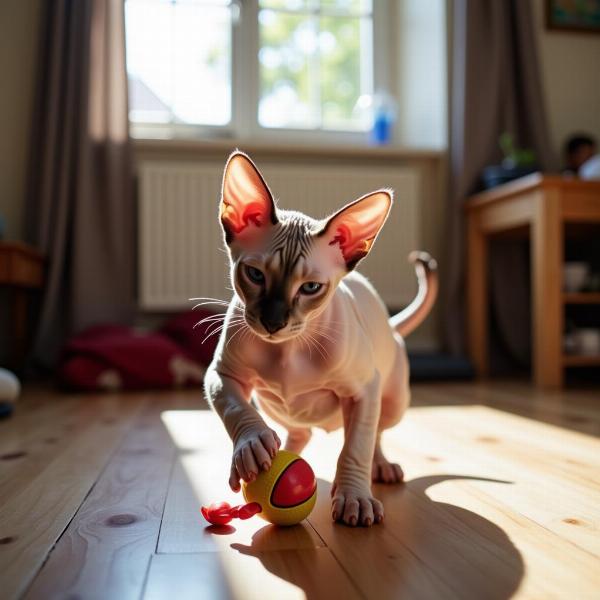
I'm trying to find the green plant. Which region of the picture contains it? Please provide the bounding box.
[499,132,536,168]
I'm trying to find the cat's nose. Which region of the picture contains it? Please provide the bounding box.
[260,317,287,334]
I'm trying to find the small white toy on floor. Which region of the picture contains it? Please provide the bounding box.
[0,368,21,418]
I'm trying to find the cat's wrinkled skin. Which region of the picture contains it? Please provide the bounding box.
[205,151,437,527]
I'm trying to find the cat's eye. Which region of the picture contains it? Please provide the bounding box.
[300,281,322,295]
[245,265,265,284]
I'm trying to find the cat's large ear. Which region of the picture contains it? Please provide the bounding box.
[220,151,278,244]
[318,190,392,270]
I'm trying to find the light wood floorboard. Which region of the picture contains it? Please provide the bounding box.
[0,382,598,600]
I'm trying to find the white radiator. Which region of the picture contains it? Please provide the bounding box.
[138,160,421,310]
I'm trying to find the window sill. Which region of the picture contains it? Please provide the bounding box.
[133,137,446,163]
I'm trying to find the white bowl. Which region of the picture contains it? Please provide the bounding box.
[563,262,589,293]
[576,329,600,356]
[0,368,20,402]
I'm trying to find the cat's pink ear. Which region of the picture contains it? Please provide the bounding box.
[319,190,392,269]
[220,151,278,244]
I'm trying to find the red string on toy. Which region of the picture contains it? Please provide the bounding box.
[201,501,262,525]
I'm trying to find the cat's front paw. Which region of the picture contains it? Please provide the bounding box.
[331,484,384,527]
[229,426,281,492]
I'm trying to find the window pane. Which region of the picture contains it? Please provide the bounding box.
[320,16,369,130]
[319,0,372,14]
[259,6,372,131]
[125,0,231,126]
[260,0,371,12]
[258,10,317,129]
[259,0,309,9]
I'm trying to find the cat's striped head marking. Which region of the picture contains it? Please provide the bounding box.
[219,150,392,342]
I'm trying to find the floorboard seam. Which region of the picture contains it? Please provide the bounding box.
[154,436,179,554]
[138,553,155,600]
[317,543,369,600]
[19,398,148,599]
[305,516,328,548]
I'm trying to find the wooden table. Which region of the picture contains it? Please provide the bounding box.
[0,242,44,369]
[465,174,600,388]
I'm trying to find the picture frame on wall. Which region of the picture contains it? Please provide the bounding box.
[546,0,600,33]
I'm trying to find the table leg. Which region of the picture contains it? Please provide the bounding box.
[532,191,563,388]
[467,212,489,377]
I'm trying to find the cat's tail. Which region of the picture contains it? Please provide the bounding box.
[389,251,438,338]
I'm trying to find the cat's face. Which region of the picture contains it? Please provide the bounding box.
[219,151,392,342]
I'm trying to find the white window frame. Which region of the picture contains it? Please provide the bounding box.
[128,0,396,146]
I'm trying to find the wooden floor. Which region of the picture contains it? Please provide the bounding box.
[1,382,599,600]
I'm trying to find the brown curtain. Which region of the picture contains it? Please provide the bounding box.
[444,0,558,361]
[26,0,134,369]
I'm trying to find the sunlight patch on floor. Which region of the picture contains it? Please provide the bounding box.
[160,410,313,599]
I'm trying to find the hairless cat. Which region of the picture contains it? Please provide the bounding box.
[204,151,437,527]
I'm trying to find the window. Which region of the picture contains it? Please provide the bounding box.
[125,0,233,128]
[124,0,448,148]
[257,1,373,131]
[125,0,384,140]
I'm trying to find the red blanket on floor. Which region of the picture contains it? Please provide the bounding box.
[59,310,221,391]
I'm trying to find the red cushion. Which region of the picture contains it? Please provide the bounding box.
[60,327,205,391]
[159,308,223,367]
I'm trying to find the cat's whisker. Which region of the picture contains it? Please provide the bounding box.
[197,314,244,328]
[238,326,251,347]
[189,297,230,305]
[191,303,243,316]
[312,322,343,333]
[225,322,251,350]
[194,315,243,331]
[303,332,322,362]
[205,317,245,333]
[311,325,337,340]
[205,320,227,334]
[314,332,337,346]
[299,332,313,361]
[201,319,245,345]
[195,314,227,324]
[305,332,328,361]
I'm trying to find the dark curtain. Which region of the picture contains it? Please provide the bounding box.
[25,0,134,369]
[444,0,558,363]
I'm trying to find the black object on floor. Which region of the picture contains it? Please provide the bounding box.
[0,402,14,419]
[409,353,474,381]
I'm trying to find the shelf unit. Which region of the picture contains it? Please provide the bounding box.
[563,354,600,367]
[563,293,600,367]
[563,293,600,304]
[466,174,600,387]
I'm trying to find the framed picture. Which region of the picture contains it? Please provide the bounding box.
[546,0,600,33]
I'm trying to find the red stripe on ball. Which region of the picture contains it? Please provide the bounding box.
[270,459,317,508]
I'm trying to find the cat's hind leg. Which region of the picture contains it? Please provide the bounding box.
[372,335,410,484]
[372,435,404,483]
[284,427,312,454]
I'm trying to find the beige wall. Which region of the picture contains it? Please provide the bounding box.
[0,0,42,241]
[532,0,600,159]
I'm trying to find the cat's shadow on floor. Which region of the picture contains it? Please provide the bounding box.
[230,476,524,600]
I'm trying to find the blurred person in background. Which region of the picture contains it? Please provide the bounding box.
[564,134,597,176]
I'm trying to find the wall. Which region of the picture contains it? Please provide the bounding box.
[0,0,42,242]
[532,0,600,159]
[0,1,42,366]
[396,0,448,150]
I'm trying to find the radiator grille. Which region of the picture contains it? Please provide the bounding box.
[138,161,421,310]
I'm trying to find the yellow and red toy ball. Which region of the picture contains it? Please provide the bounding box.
[201,450,317,527]
[243,449,317,525]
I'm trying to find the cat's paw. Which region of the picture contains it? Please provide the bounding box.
[229,426,281,492]
[331,484,384,527]
[372,447,404,484]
